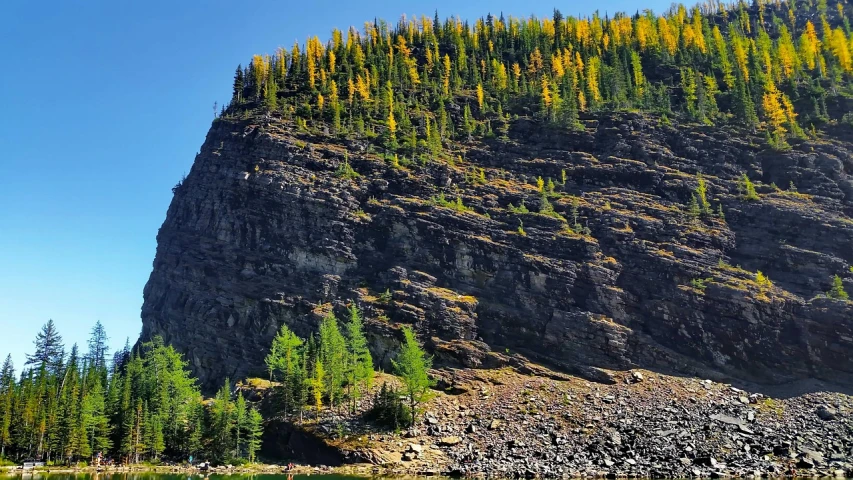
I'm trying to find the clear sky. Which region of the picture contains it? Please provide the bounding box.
[0,0,671,371]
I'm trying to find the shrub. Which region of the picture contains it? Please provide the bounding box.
[539,195,565,221]
[827,275,849,300]
[739,174,759,201]
[365,382,412,430]
[335,157,360,180]
[755,271,773,290]
[430,193,470,213]
[690,278,712,291]
[508,201,529,214]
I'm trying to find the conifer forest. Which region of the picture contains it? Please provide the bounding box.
[225,0,853,151]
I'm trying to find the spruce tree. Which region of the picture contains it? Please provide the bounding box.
[26,319,65,374]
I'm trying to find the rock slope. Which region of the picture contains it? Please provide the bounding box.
[141,111,853,393]
[292,368,852,477]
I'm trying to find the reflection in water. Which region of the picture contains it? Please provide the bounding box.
[0,474,372,480]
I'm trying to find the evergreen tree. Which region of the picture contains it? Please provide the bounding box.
[245,408,263,462]
[391,326,435,426]
[26,319,65,374]
[344,305,374,413]
[318,314,346,409]
[86,321,109,379]
[264,323,303,416]
[0,355,14,457]
[209,380,234,462]
[233,392,247,459]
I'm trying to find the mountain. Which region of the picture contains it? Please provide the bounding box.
[141,0,853,394]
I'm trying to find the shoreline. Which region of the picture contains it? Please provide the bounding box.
[0,464,349,476]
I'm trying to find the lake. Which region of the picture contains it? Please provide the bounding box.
[0,475,377,480]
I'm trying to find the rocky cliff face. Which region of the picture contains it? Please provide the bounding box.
[141,112,853,392]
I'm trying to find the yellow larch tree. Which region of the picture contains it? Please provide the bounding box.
[511,63,522,91]
[355,73,370,101]
[586,56,602,104]
[658,17,678,56]
[347,78,356,104]
[528,48,544,78]
[541,77,552,108]
[442,54,452,96]
[387,108,397,136]
[798,21,819,70]
[828,28,852,73]
[776,26,799,79]
[552,50,565,79]
[762,82,788,144]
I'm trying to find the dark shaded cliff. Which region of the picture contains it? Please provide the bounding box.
[141,111,853,392]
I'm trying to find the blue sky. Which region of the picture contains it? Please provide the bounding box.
[0,0,670,371]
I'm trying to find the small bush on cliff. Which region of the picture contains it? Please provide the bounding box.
[539,195,565,221]
[755,271,773,290]
[508,201,529,214]
[335,158,360,180]
[690,278,713,291]
[688,194,701,219]
[739,174,760,201]
[827,275,849,300]
[695,174,712,216]
[431,192,470,213]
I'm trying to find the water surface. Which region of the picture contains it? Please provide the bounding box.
[0,474,373,480]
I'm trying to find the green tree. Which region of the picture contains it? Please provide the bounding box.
[344,305,374,413]
[26,319,65,374]
[0,355,14,457]
[739,173,760,201]
[695,174,712,215]
[233,392,247,459]
[245,408,263,462]
[318,314,346,409]
[391,326,435,426]
[209,380,234,462]
[265,324,304,416]
[827,275,849,300]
